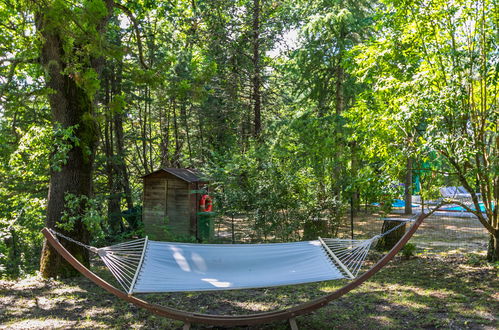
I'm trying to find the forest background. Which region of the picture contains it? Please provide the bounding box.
[0,0,497,278]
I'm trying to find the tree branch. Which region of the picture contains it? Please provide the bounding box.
[0,60,20,99]
[0,57,39,65]
[113,2,149,70]
[444,199,496,234]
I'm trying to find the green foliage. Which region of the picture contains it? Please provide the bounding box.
[0,124,49,278]
[59,193,105,238]
[109,93,126,114]
[465,253,486,267]
[50,124,81,171]
[0,198,45,278]
[401,243,417,259]
[80,69,101,100]
[9,125,52,179]
[351,0,498,251]
[79,112,99,163]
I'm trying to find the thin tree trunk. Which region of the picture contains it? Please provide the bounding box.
[110,59,133,210]
[181,103,193,166]
[140,90,148,173]
[147,87,154,171]
[350,141,360,215]
[335,63,344,116]
[105,69,123,234]
[488,232,499,261]
[172,99,181,167]
[332,26,346,226]
[160,104,171,167]
[251,0,262,138]
[404,157,413,215]
[105,118,122,233]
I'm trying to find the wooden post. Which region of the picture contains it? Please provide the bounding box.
[182,322,191,330]
[289,317,298,330]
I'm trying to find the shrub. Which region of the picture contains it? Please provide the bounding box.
[401,243,417,259]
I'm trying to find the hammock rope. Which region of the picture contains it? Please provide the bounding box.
[48,216,415,294]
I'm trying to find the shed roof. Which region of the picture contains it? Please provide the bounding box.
[142,168,208,183]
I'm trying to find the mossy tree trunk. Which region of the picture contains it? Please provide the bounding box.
[36,0,113,278]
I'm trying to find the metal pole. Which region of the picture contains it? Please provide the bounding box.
[231,213,235,244]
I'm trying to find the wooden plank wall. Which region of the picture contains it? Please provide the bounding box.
[142,177,167,240]
[190,182,199,239]
[143,172,202,240]
[166,179,190,237]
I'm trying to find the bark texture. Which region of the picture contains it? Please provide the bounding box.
[37,0,113,278]
[377,220,406,251]
[251,0,262,138]
[487,232,499,262]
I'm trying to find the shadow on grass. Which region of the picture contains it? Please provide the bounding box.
[1,253,497,329]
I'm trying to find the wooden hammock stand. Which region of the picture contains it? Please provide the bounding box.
[42,212,429,329]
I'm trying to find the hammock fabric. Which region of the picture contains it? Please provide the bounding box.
[134,240,343,293]
[51,229,380,294]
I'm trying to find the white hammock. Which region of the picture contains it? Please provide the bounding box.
[49,219,410,294]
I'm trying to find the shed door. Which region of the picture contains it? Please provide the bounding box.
[166,179,191,236]
[143,177,167,239]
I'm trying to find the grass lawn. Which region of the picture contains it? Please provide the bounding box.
[0,250,497,329]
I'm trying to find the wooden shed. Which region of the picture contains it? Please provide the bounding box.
[141,168,209,240]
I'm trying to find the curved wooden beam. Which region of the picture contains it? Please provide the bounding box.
[41,212,429,326]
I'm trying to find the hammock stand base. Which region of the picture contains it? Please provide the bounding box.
[41,212,428,328]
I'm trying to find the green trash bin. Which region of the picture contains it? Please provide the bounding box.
[197,211,215,241]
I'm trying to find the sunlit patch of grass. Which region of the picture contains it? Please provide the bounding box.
[49,286,87,295]
[231,300,278,312]
[369,315,396,327]
[3,317,75,328]
[82,306,115,317]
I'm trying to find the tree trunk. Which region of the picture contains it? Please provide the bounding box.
[160,105,171,167]
[172,99,181,167]
[487,232,499,262]
[37,38,97,277]
[335,62,344,116]
[404,157,413,215]
[350,141,360,215]
[108,35,133,213]
[331,26,346,225]
[115,110,135,224]
[102,70,122,234]
[251,0,262,138]
[377,220,406,251]
[36,1,110,277]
